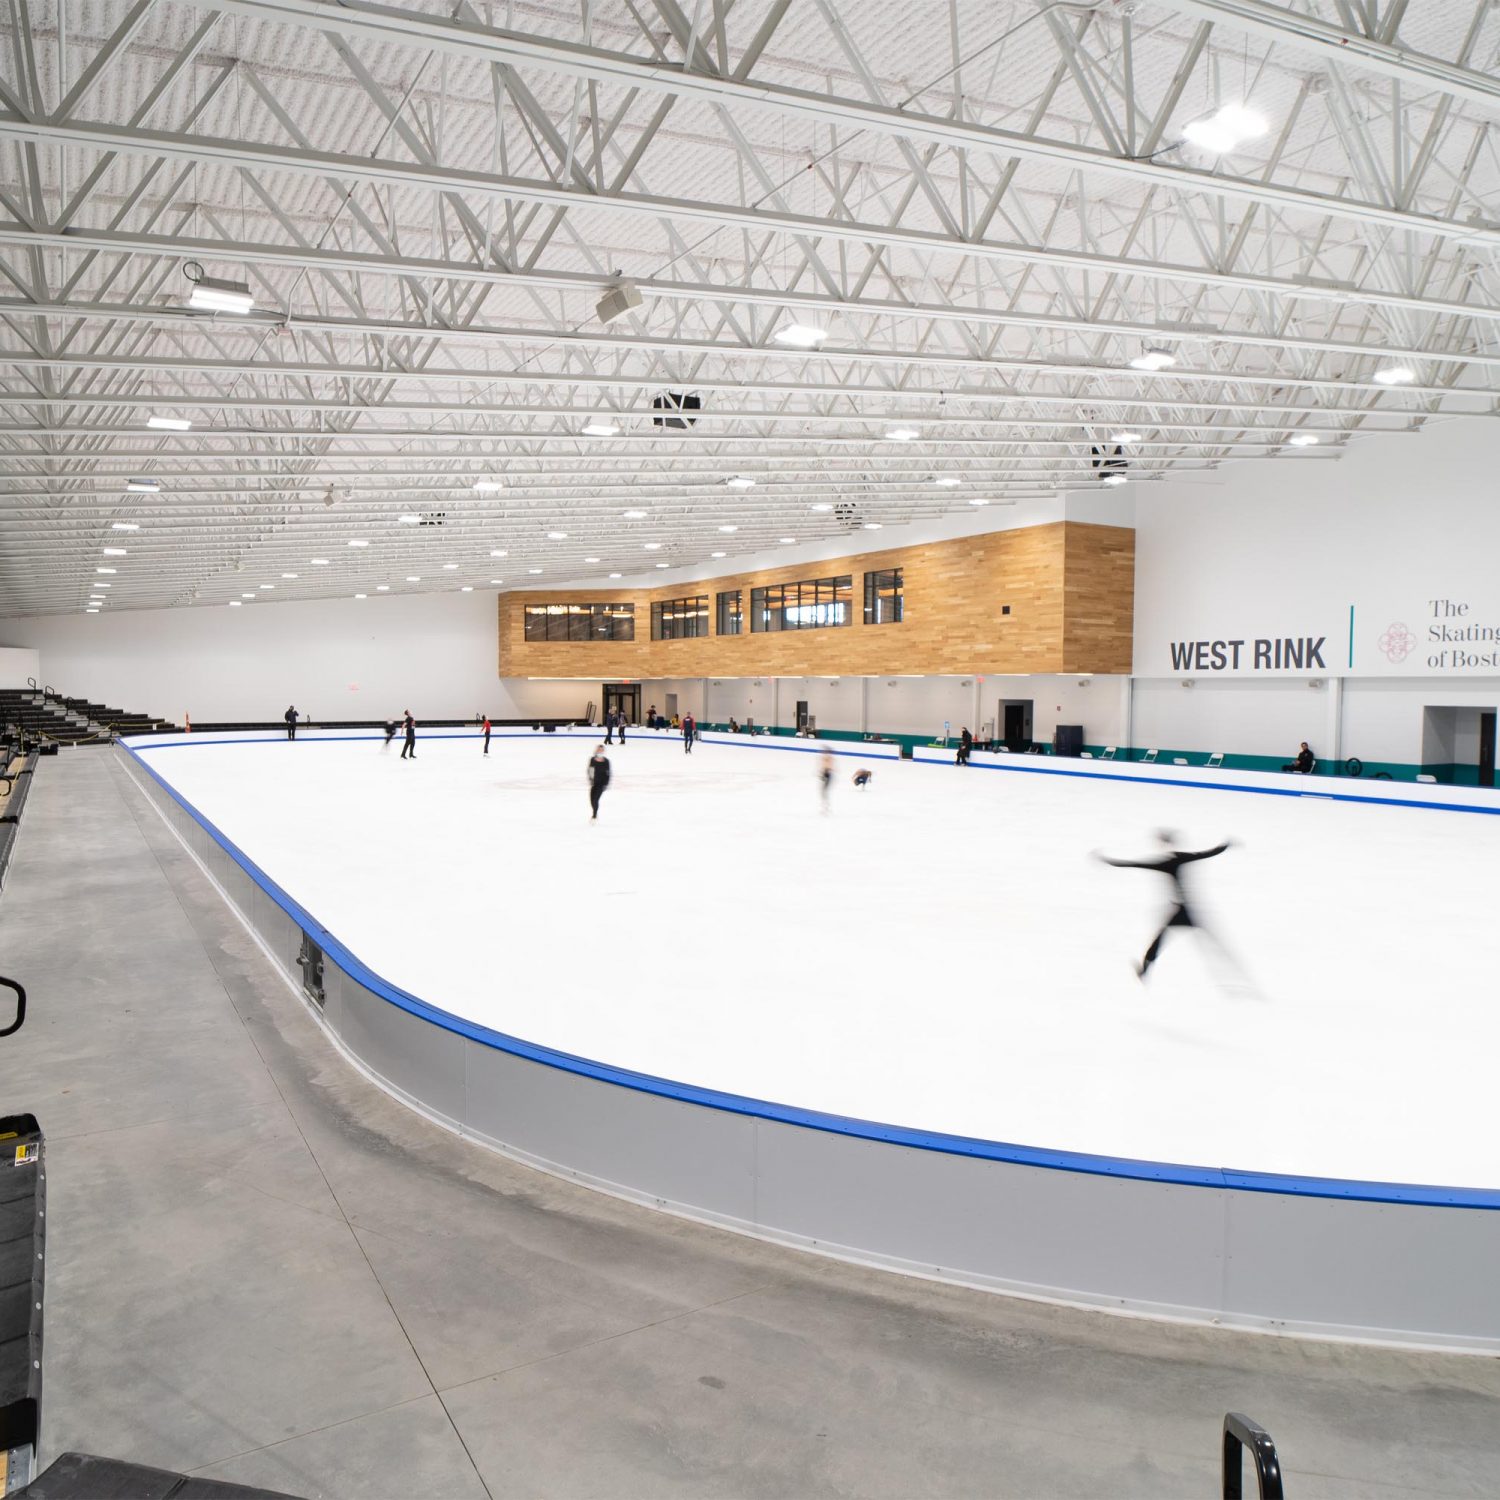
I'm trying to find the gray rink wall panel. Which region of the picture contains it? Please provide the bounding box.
[118,744,1500,1349]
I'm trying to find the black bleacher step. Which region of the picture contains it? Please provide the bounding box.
[15,1453,301,1499]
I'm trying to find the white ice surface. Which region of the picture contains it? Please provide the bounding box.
[131,729,1500,1189]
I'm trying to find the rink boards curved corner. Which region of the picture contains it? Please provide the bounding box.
[116,731,1500,1353]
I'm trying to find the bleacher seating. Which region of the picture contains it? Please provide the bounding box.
[0,689,178,749]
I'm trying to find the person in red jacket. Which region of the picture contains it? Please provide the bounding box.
[481,715,491,755]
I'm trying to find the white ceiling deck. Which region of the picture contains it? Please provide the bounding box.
[0,0,1497,615]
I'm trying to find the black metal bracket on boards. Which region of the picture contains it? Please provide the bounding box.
[296,934,325,1009]
[1223,1412,1284,1500]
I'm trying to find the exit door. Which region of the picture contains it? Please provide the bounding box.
[1481,712,1496,789]
[795,699,810,732]
[603,683,640,724]
[1000,698,1033,749]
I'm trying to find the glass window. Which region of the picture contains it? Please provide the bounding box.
[523,602,634,641]
[716,590,742,636]
[863,568,903,625]
[651,596,709,641]
[750,576,852,632]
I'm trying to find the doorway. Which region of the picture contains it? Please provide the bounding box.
[1000,698,1033,750]
[1421,705,1497,785]
[603,683,640,724]
[795,699,810,732]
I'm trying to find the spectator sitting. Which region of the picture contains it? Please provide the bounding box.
[646,706,658,730]
[1283,741,1315,774]
[729,717,740,733]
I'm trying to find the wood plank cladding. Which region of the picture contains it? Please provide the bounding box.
[498,522,1134,679]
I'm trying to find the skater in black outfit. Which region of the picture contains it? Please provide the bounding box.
[818,748,834,813]
[852,767,873,789]
[383,719,397,749]
[284,705,298,741]
[604,709,615,745]
[587,745,611,819]
[400,710,417,760]
[482,715,491,755]
[1097,832,1232,979]
[683,712,695,753]
[956,727,973,766]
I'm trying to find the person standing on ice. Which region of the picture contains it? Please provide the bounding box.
[682,712,695,754]
[587,744,611,820]
[956,727,973,766]
[284,705,298,741]
[400,709,417,761]
[1096,831,1232,979]
[818,747,835,813]
[604,708,616,745]
[481,715,491,755]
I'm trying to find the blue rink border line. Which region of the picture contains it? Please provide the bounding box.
[134,729,1500,816]
[120,735,1500,1211]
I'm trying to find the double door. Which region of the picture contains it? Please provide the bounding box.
[603,683,640,725]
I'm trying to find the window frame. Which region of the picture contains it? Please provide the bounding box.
[863,568,904,625]
[523,601,635,641]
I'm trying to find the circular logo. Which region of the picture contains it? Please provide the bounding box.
[1378,622,1416,662]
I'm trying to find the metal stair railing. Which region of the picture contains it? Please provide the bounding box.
[1223,1412,1284,1499]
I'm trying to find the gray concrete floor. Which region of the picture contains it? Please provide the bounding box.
[2,751,1498,1499]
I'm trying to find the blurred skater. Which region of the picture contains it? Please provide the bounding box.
[482,714,491,755]
[400,709,417,760]
[1096,832,1233,980]
[284,704,298,741]
[382,718,397,750]
[956,727,973,766]
[683,712,696,754]
[852,768,873,789]
[819,747,834,813]
[587,744,611,819]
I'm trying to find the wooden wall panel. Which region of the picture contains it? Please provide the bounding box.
[499,522,1133,680]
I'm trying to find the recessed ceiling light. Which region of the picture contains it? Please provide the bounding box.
[1110,432,1142,443]
[711,551,727,558]
[773,323,827,349]
[406,575,421,582]
[718,524,739,533]
[377,585,390,591]
[931,476,960,487]
[810,503,833,512]
[111,521,140,530]
[242,593,256,598]
[188,275,254,314]
[147,415,192,431]
[1129,347,1175,371]
[96,566,117,574]
[655,562,670,568]
[547,531,568,540]
[1373,366,1415,385]
[348,539,368,547]
[583,421,619,437]
[460,585,474,592]
[354,593,367,599]
[85,608,99,613]
[528,568,543,574]
[228,600,242,607]
[260,583,275,589]
[779,536,797,544]
[585,556,600,563]
[490,549,508,558]
[622,509,647,519]
[969,498,990,506]
[1286,432,1319,447]
[884,427,920,442]
[1182,102,1265,155]
[310,558,329,566]
[608,572,622,579]
[398,515,421,525]
[1100,474,1128,486]
[281,572,298,579]
[95,582,110,588]
[125,478,160,493]
[643,542,662,550]
[102,547,127,556]
[863,522,883,530]
[724,476,756,489]
[472,480,504,493]
[443,563,459,570]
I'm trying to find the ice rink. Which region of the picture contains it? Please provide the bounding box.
[131,730,1500,1192]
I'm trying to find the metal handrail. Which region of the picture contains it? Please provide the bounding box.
[0,975,26,1038]
[1223,1412,1284,1500]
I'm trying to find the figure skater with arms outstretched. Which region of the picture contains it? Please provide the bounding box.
[1097,831,1233,980]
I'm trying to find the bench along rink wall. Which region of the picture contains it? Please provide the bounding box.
[117,732,1500,1353]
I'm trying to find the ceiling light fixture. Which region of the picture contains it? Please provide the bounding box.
[779,536,797,544]
[472,480,504,493]
[931,476,960,487]
[281,573,298,579]
[1373,366,1415,386]
[111,522,140,530]
[1182,102,1266,156]
[810,503,832,512]
[377,585,390,591]
[242,593,256,598]
[406,575,421,582]
[1129,347,1176,372]
[969,498,990,506]
[655,562,670,569]
[347,539,368,547]
[85,608,99,614]
[398,515,421,525]
[547,531,568,540]
[1100,474,1129,486]
[884,427,920,442]
[229,600,242,607]
[585,556,600,563]
[310,558,329,566]
[354,593,368,599]
[773,323,827,349]
[260,584,274,589]
[863,522,883,530]
[443,563,459,570]
[528,568,543,575]
[711,551,727,558]
[1111,431,1142,443]
[460,586,474,592]
[96,567,116,574]
[126,478,160,493]
[718,524,739,533]
[583,421,620,437]
[186,270,254,314]
[1287,433,1320,447]
[608,572,622,579]
[643,542,662,550]
[102,547,127,556]
[622,509,647,519]
[724,476,756,489]
[146,415,192,431]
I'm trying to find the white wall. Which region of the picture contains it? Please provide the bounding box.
[1134,418,1500,680]
[0,592,588,722]
[0,647,39,690]
[1130,678,1335,760]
